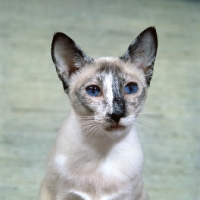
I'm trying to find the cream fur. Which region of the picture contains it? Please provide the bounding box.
[40,109,148,200]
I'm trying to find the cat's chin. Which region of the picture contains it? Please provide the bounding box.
[100,124,132,139]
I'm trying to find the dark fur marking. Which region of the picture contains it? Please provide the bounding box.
[119,53,129,63]
[112,72,126,120]
[76,90,94,114]
[125,88,146,110]
[57,73,69,93]
[137,88,146,105]
[98,62,126,122]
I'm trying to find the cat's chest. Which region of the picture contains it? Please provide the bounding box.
[54,150,137,179]
[53,144,143,194]
[54,153,140,200]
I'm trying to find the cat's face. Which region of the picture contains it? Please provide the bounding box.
[51,27,158,134]
[68,58,147,132]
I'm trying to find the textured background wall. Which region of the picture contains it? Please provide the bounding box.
[0,0,200,199]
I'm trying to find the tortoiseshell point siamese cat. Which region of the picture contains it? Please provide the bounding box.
[40,27,158,200]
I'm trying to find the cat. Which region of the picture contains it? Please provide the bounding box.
[39,27,158,200]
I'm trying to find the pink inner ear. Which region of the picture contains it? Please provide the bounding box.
[133,56,147,70]
[133,51,156,71]
[54,45,76,76]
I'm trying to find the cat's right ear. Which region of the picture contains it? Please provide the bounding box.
[51,32,93,93]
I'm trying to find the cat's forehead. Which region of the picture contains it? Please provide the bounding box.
[94,57,146,83]
[95,57,123,70]
[96,58,124,78]
[70,57,146,88]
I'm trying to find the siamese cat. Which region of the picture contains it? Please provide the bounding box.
[40,27,158,200]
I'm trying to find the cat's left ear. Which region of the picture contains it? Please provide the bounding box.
[120,27,158,86]
[51,32,93,93]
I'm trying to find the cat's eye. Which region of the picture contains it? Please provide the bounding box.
[124,82,138,94]
[86,85,101,97]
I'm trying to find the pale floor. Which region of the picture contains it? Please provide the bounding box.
[0,0,200,199]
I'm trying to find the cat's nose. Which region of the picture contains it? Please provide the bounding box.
[109,112,125,124]
[109,97,125,123]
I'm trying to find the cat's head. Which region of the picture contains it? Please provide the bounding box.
[51,27,158,135]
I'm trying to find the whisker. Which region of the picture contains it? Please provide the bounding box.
[80,121,95,125]
[135,121,151,134]
[80,123,95,131]
[137,113,155,115]
[136,118,156,125]
[84,124,99,139]
[135,123,143,133]
[78,116,94,119]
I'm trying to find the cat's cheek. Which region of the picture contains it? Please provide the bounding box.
[82,96,107,117]
[69,98,94,116]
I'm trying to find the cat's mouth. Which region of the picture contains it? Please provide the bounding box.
[106,124,125,131]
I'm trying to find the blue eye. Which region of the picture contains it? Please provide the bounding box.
[124,82,138,94]
[86,85,101,97]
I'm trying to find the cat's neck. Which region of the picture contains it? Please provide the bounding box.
[58,109,142,158]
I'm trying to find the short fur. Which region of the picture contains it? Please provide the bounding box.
[40,27,158,200]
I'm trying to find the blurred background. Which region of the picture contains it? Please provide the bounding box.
[0,0,200,199]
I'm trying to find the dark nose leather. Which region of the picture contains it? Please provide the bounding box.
[110,112,124,123]
[109,98,125,123]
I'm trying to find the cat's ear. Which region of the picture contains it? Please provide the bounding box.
[51,32,93,93]
[120,27,158,86]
